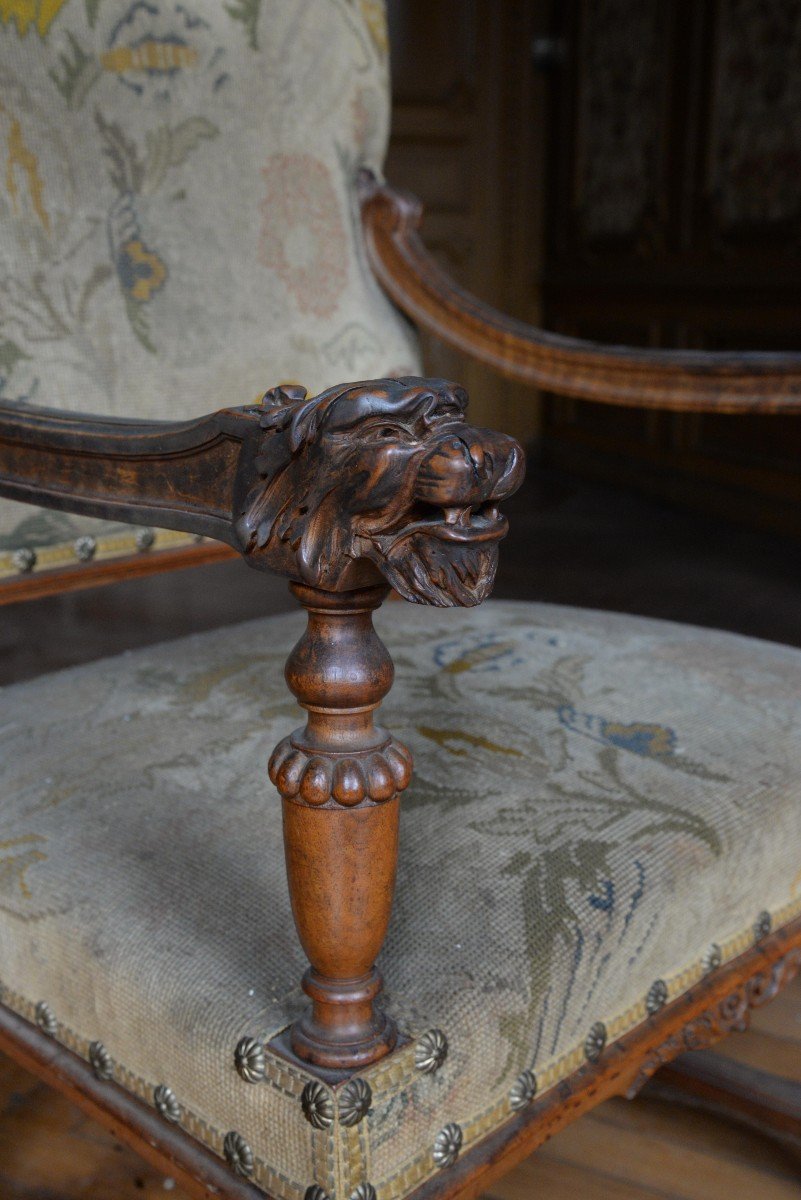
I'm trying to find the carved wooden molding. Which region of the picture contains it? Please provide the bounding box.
[273,582,408,1069]
[626,945,801,1098]
[359,172,801,413]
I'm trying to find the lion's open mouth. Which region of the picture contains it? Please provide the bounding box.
[396,500,509,545]
[364,501,506,607]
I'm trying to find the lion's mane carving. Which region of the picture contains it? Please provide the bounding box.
[235,377,524,606]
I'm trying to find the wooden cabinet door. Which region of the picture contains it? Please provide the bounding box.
[542,0,801,534]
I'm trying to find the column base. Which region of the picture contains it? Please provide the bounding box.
[290,968,398,1071]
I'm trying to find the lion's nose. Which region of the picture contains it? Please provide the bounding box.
[416,437,478,505]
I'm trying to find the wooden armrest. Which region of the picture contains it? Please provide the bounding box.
[359,173,801,414]
[0,401,255,548]
[0,379,523,600]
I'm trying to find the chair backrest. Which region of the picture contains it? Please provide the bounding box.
[0,0,419,585]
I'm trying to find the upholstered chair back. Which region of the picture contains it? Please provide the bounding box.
[0,0,419,576]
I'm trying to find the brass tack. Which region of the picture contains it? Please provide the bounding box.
[646,979,668,1015]
[702,942,722,973]
[74,535,96,562]
[35,1001,57,1037]
[301,1080,334,1129]
[224,1130,254,1178]
[754,910,772,942]
[153,1084,180,1123]
[415,1028,448,1074]
[89,1040,114,1080]
[584,1021,607,1064]
[339,1077,372,1127]
[509,1068,537,1110]
[433,1122,462,1168]
[234,1036,265,1084]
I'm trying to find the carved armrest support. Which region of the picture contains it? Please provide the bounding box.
[360,173,801,413]
[0,379,524,1073]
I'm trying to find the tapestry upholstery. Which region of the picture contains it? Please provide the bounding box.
[1,599,800,1199]
[0,0,419,575]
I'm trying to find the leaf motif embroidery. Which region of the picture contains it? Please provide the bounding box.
[143,117,218,194]
[224,0,262,50]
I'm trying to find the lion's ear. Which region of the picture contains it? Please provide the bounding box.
[287,383,354,452]
[288,397,324,453]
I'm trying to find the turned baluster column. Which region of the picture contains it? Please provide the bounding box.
[268,581,412,1070]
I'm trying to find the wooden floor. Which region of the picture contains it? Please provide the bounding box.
[2,976,799,1199]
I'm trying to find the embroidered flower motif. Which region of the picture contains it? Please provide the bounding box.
[559,705,677,759]
[258,153,348,319]
[116,239,167,303]
[0,0,69,39]
[100,1,228,101]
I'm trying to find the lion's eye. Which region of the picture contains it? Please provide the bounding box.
[366,423,413,443]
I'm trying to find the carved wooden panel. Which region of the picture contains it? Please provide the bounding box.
[542,0,801,533]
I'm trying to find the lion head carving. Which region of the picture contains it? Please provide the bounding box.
[235,377,525,606]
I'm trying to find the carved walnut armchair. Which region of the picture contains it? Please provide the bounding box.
[1,4,801,1200]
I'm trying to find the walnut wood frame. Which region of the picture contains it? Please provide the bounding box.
[0,540,235,607]
[1,914,798,1200]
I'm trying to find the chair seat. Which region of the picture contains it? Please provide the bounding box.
[1,599,800,1199]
